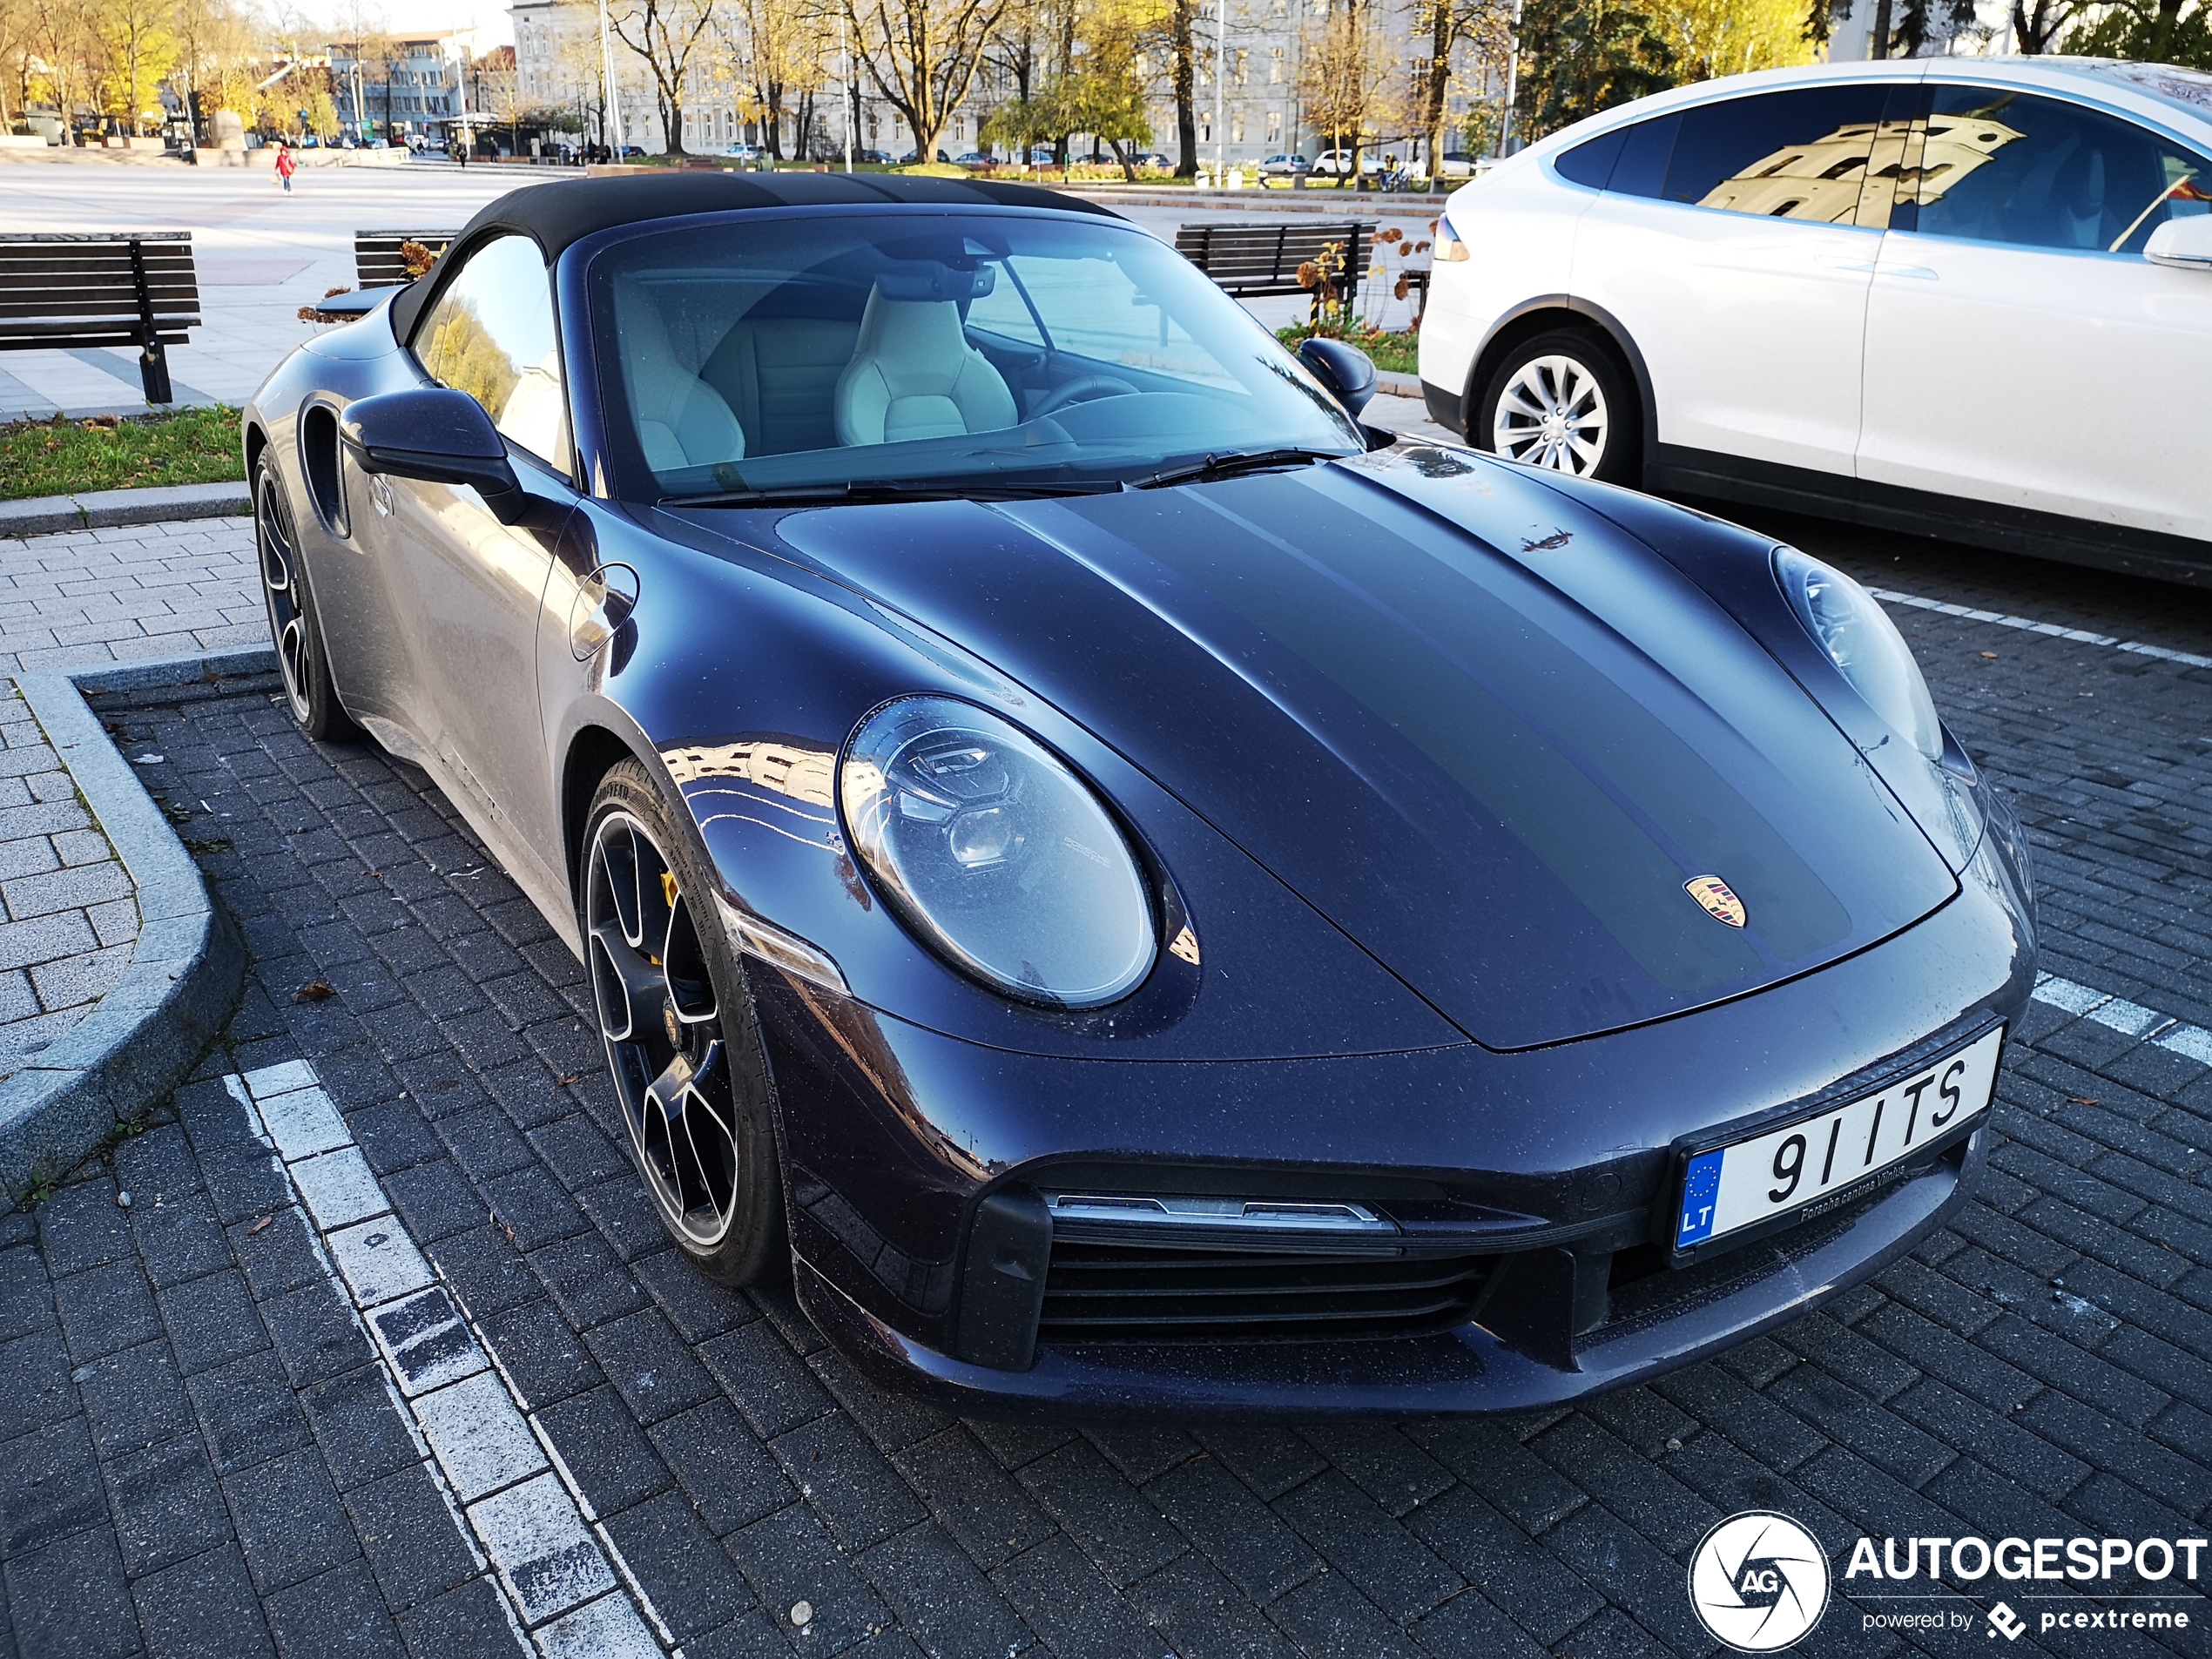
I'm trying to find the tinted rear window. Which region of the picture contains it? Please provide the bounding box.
[1610,113,1679,199]
[1555,127,1626,189]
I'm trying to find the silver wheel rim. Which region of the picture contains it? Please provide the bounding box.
[1493,354,1608,475]
[585,812,742,1249]
[255,472,314,724]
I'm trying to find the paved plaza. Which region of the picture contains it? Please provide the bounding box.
[0,501,2204,1657]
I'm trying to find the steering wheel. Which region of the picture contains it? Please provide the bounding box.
[1029,376,1137,418]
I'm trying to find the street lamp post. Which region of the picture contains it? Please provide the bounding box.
[1499,0,1524,156]
[597,0,626,154]
[841,12,854,172]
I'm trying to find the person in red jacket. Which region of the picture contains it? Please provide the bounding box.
[273,143,296,192]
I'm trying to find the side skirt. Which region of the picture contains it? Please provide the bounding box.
[1649,445,2212,586]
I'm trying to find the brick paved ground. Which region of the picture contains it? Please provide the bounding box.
[1,513,2209,1658]
[0,519,258,679]
[0,687,139,1079]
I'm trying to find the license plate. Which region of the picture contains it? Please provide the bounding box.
[1673,1026,2004,1251]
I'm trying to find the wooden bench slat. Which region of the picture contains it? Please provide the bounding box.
[0,327,193,347]
[0,231,198,400]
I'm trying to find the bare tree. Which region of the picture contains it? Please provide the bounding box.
[610,0,715,153]
[840,0,1006,161]
[1166,0,1196,174]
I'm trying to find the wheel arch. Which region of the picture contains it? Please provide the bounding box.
[1466,297,1658,479]
[561,721,653,900]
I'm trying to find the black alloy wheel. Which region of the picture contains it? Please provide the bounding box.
[253,454,356,740]
[582,760,785,1284]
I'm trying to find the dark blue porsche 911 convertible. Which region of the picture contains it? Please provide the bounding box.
[244,172,2035,1417]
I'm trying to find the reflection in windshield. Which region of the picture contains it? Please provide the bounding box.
[590,213,1364,502]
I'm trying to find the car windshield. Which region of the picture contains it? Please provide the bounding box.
[586,210,1364,502]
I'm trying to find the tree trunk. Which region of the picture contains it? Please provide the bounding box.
[1421,0,1452,179]
[1171,0,1197,176]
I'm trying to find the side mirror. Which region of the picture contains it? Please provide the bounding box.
[340,387,525,523]
[2146,214,2212,270]
[1297,336,1378,417]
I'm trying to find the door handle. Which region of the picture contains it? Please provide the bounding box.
[1816,253,1878,272]
[1877,264,1939,280]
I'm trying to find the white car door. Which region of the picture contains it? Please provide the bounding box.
[1858,84,2212,543]
[1568,79,1920,481]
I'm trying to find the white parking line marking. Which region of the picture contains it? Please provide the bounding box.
[536,1590,666,1659]
[2032,974,2212,1069]
[250,1082,349,1159]
[469,1473,618,1625]
[326,1217,435,1307]
[289,1147,388,1231]
[417,1372,550,1503]
[1871,586,2212,671]
[226,1060,683,1656]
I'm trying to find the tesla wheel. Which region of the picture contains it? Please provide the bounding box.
[254,454,357,741]
[1476,331,1641,486]
[581,760,786,1285]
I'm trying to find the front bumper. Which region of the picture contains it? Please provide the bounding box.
[797,1125,1986,1420]
[752,820,2032,1418]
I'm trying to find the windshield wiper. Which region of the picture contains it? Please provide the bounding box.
[668,478,1119,509]
[1131,447,1346,490]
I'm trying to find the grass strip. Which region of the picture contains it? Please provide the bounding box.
[1,406,243,502]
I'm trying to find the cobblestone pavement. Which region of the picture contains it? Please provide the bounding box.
[0,687,139,1078]
[0,518,258,680]
[3,512,2210,1659]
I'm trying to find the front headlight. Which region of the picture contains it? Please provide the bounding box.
[1775,547,1945,763]
[840,697,1156,1008]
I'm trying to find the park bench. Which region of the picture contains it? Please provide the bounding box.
[1173,220,1373,317]
[0,232,199,403]
[354,230,461,288]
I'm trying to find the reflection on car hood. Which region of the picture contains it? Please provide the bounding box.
[743,447,1959,1049]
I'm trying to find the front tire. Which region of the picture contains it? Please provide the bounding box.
[254,454,358,741]
[580,760,786,1285]
[1475,330,1642,486]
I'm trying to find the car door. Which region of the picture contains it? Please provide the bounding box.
[1858,84,2212,541]
[390,232,578,888]
[1568,79,1919,481]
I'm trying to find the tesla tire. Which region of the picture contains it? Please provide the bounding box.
[581,760,787,1285]
[1476,330,1642,487]
[255,454,358,742]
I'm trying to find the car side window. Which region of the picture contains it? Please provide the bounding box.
[1907,87,2212,254]
[412,233,570,469]
[1659,87,1893,223]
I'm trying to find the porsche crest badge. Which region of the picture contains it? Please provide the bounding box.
[1684,875,1747,928]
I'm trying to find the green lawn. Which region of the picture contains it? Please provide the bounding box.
[1277,325,1420,376]
[1,407,244,502]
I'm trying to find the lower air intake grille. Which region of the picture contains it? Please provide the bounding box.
[1036,1240,1494,1344]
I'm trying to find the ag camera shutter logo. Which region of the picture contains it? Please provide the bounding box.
[1688,1511,1831,1651]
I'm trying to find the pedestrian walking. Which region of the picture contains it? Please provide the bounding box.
[273,143,296,192]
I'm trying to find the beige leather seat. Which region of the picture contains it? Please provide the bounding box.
[615,280,746,471]
[833,272,1017,446]
[702,319,860,455]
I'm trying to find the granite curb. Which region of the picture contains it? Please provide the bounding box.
[0,644,271,1197]
[0,479,251,539]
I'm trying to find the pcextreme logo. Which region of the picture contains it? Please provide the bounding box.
[1688,1512,1831,1652]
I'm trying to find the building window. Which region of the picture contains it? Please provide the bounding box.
[1235,49,1248,84]
[1232,113,1244,143]
[1270,45,1283,82]
[1267,108,1282,142]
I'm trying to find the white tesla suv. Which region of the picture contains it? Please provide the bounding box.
[1417,58,2212,581]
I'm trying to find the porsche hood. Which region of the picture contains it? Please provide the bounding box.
[749,448,1959,1050]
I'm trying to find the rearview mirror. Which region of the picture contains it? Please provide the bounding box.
[2146,214,2212,271]
[1297,337,1378,417]
[340,387,525,523]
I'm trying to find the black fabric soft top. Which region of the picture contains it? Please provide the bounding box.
[389,171,1117,339]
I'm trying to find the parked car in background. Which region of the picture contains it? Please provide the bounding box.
[952,151,997,171]
[722,142,763,160]
[1419,57,2212,581]
[898,148,952,165]
[855,148,894,165]
[1435,151,1479,177]
[1259,152,1312,179]
[1312,149,1379,177]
